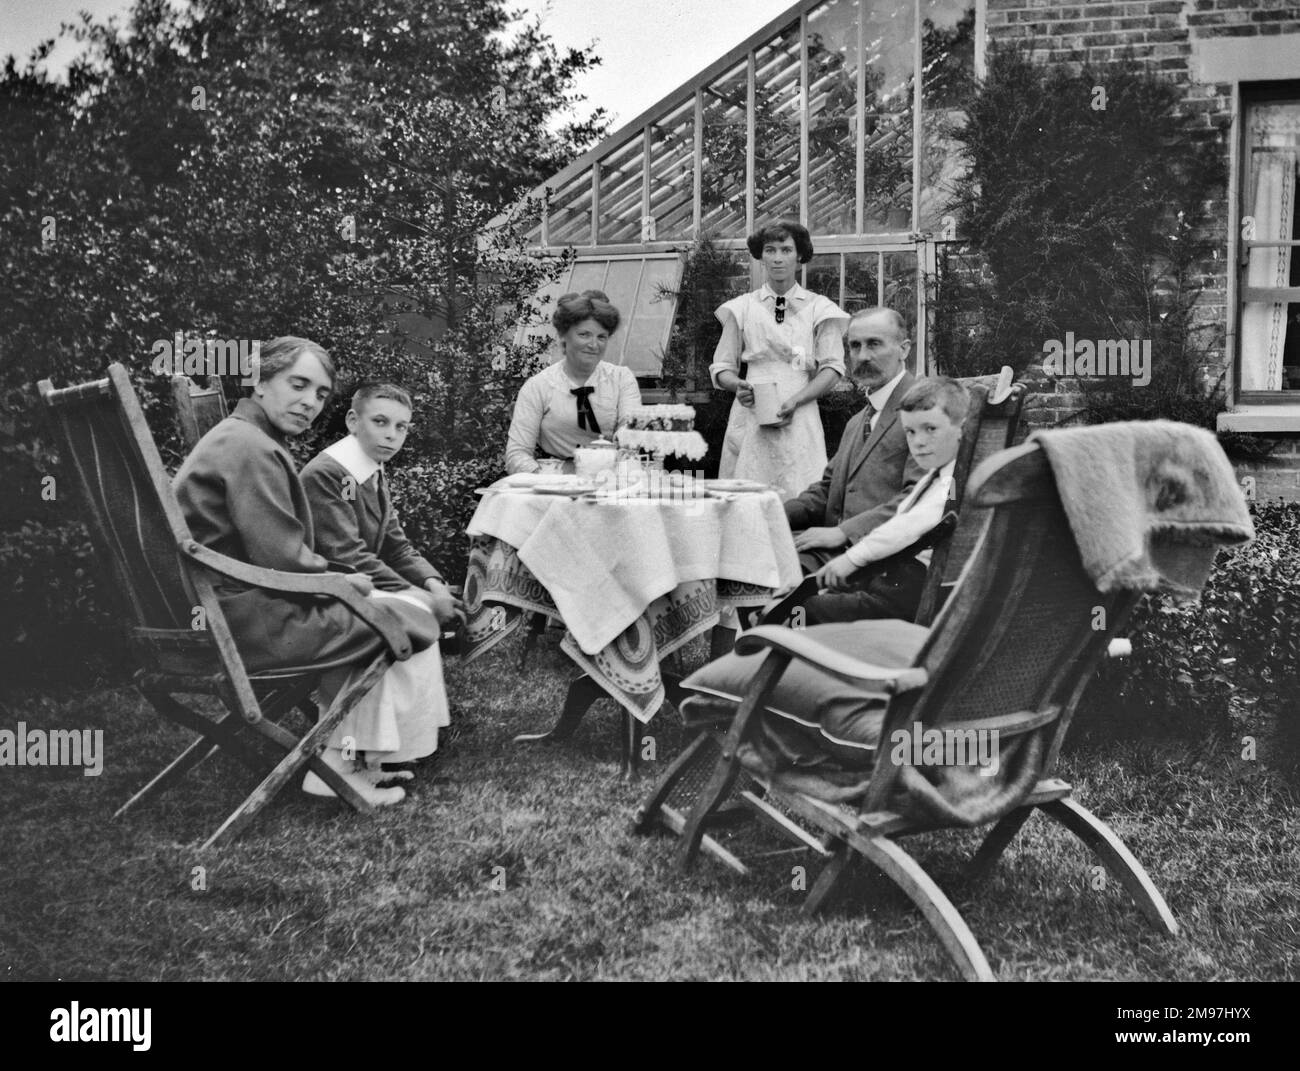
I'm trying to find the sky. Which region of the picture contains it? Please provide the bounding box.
[0,0,796,130]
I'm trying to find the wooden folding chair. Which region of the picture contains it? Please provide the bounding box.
[40,364,419,849]
[170,374,229,451]
[634,439,1179,981]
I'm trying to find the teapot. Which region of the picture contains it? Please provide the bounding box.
[574,437,618,479]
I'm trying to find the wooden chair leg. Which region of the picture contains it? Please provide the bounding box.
[803,841,855,915]
[1038,797,1179,936]
[199,654,391,850]
[513,672,606,745]
[848,830,996,982]
[518,611,548,669]
[631,733,710,834]
[966,808,1035,884]
[246,716,375,813]
[114,738,221,819]
[620,710,645,780]
[676,653,789,871]
[708,625,736,660]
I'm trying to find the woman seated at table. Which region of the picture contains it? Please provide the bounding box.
[504,289,641,474]
[174,336,447,808]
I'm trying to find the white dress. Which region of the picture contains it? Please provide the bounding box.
[316,590,451,762]
[710,283,849,497]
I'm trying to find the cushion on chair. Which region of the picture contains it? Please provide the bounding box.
[681,620,930,748]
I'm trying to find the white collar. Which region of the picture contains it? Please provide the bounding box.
[759,282,808,305]
[869,368,908,413]
[323,434,382,485]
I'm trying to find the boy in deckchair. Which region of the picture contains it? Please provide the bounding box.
[301,382,464,788]
[798,377,968,625]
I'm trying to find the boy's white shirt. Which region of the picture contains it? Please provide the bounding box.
[322,433,381,486]
[844,458,956,568]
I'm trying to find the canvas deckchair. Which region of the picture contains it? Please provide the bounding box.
[39,364,418,849]
[170,374,228,451]
[634,438,1193,981]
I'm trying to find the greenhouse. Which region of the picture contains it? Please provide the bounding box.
[516,0,983,381]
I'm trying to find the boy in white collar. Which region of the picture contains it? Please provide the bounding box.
[801,377,969,625]
[300,382,463,794]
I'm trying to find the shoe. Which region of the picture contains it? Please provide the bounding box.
[302,768,407,806]
[361,767,415,786]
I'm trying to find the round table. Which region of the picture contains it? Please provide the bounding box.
[461,484,802,772]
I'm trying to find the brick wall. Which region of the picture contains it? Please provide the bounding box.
[985,1,1300,498]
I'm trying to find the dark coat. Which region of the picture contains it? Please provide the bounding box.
[299,450,441,593]
[784,371,925,543]
[174,399,437,673]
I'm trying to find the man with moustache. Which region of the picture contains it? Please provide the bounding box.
[783,306,924,574]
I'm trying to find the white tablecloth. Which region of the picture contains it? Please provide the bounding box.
[466,490,801,655]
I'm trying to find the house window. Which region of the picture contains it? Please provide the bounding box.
[1239,88,1300,396]
[514,255,685,376]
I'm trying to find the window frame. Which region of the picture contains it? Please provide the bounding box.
[1233,80,1300,406]
[513,253,686,378]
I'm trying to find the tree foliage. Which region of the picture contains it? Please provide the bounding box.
[934,45,1227,422]
[0,0,604,677]
[1,0,603,509]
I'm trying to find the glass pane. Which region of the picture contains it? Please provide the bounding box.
[807,0,859,236]
[805,252,842,308]
[920,1,977,235]
[1241,101,1300,390]
[883,249,919,341]
[649,98,695,241]
[700,59,748,237]
[842,251,880,315]
[598,137,644,244]
[862,1,914,232]
[620,259,685,374]
[548,169,593,246]
[753,22,802,225]
[569,260,609,294]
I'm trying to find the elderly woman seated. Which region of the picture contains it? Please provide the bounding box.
[504,289,641,474]
[174,336,448,807]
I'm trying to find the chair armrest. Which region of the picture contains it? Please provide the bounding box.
[181,541,413,659]
[939,707,1059,738]
[735,625,929,693]
[867,509,958,573]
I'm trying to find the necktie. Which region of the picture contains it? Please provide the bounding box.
[571,386,600,434]
[861,400,877,438]
[774,295,786,324]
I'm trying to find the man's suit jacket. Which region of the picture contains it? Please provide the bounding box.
[784,371,925,542]
[300,452,442,593]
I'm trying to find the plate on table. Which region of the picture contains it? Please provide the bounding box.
[704,479,770,493]
[530,479,597,496]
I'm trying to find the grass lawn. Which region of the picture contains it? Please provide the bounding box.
[2,629,1298,982]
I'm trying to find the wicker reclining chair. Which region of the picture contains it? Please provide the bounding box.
[634,434,1245,980]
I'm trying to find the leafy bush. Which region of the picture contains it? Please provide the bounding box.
[0,520,126,685]
[385,455,506,586]
[1082,502,1300,774]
